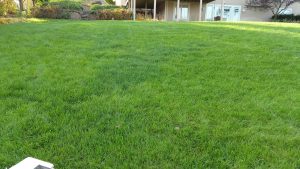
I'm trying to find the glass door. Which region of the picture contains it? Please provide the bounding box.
[205,4,241,21]
[232,7,241,21]
[181,6,188,20]
[173,3,189,21]
[222,6,231,21]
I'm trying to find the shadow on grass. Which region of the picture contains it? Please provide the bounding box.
[0,20,299,169]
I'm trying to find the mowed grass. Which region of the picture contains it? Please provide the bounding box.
[0,20,299,168]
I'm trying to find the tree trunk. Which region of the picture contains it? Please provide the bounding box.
[18,0,24,11]
[273,14,278,20]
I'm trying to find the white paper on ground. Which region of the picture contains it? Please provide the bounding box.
[9,157,54,169]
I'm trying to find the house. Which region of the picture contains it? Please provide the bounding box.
[125,0,211,21]
[206,0,300,21]
[116,0,300,21]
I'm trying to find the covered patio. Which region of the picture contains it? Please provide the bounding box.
[127,0,216,21]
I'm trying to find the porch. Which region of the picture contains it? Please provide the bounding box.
[127,0,215,21]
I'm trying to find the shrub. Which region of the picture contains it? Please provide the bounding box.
[32,6,70,19]
[32,0,83,19]
[44,1,83,11]
[16,10,27,17]
[96,9,131,20]
[0,18,23,24]
[0,18,9,24]
[35,0,49,7]
[214,16,221,21]
[0,0,17,16]
[271,14,300,22]
[91,4,120,11]
[272,14,294,22]
[105,0,115,5]
[0,2,4,16]
[294,15,300,21]
[136,13,152,20]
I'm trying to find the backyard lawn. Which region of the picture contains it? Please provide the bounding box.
[0,20,299,168]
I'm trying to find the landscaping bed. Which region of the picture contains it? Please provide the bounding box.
[31,1,132,20]
[0,17,24,24]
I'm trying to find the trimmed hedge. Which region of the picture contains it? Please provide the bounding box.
[45,1,83,11]
[91,4,120,11]
[272,14,300,22]
[96,9,131,20]
[0,18,24,24]
[296,15,300,21]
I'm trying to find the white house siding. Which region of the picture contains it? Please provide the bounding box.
[207,0,300,21]
[115,0,127,6]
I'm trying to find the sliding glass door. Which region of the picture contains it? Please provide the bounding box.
[173,3,189,21]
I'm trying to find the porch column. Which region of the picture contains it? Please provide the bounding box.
[153,0,157,20]
[176,0,180,21]
[199,0,203,21]
[133,0,136,20]
[130,0,133,11]
[221,0,224,21]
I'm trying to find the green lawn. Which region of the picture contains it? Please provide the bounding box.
[0,20,299,169]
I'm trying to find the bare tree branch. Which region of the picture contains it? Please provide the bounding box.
[246,0,300,18]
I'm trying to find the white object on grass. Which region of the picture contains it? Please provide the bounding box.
[9,157,54,169]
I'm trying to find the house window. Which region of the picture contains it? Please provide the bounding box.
[205,4,241,21]
[279,8,293,14]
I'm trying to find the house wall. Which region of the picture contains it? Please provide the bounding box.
[165,0,174,20]
[207,0,300,21]
[190,2,199,21]
[115,0,127,6]
[157,1,166,20]
[134,0,300,21]
[164,0,205,21]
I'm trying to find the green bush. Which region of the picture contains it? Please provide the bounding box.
[91,4,120,11]
[32,6,70,19]
[32,0,83,19]
[35,0,50,7]
[43,1,83,11]
[0,2,4,16]
[294,15,300,21]
[96,9,131,20]
[0,18,23,24]
[272,14,300,22]
[105,0,115,5]
[272,14,294,21]
[0,0,17,16]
